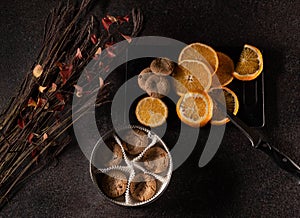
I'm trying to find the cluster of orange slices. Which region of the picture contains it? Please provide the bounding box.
[135,43,263,128]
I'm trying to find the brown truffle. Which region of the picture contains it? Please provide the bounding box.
[101,170,127,198]
[138,67,153,90]
[122,129,148,155]
[150,58,174,76]
[106,143,123,167]
[144,74,170,98]
[143,147,169,173]
[129,173,157,202]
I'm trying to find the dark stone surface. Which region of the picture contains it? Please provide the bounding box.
[0,0,299,217]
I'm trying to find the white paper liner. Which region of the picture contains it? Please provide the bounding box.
[90,125,173,206]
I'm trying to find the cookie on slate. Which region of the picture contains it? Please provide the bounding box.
[143,146,169,173]
[150,58,174,76]
[101,170,127,198]
[138,67,153,90]
[144,74,170,98]
[129,173,157,202]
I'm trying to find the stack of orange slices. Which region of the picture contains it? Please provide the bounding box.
[135,43,263,128]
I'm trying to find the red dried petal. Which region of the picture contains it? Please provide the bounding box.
[85,70,93,83]
[36,98,47,108]
[53,105,65,112]
[18,118,25,129]
[59,64,73,85]
[74,85,83,98]
[120,33,132,43]
[49,83,57,93]
[117,15,130,24]
[31,149,37,158]
[123,15,130,22]
[105,42,116,58]
[104,65,110,72]
[107,48,116,57]
[28,97,37,107]
[102,17,113,31]
[91,34,98,45]
[55,93,65,102]
[28,133,34,144]
[75,48,83,59]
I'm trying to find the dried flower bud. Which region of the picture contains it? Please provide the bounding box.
[74,85,83,98]
[33,64,43,78]
[48,83,57,93]
[38,86,47,93]
[150,58,174,76]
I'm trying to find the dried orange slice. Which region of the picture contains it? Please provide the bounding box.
[233,44,263,81]
[209,87,239,125]
[173,60,212,96]
[178,43,219,75]
[212,52,234,87]
[135,97,168,127]
[176,92,213,127]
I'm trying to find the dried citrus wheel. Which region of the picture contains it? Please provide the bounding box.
[176,91,213,127]
[173,60,212,96]
[209,87,239,125]
[178,43,219,75]
[135,97,168,127]
[212,52,234,87]
[233,44,263,81]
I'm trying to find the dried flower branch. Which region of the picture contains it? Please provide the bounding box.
[0,0,143,208]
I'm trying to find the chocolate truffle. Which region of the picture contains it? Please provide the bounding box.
[144,74,170,98]
[138,67,153,90]
[143,147,169,173]
[122,129,148,155]
[129,173,157,202]
[101,170,127,198]
[150,58,174,76]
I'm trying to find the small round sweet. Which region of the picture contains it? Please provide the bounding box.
[101,170,128,198]
[122,129,148,155]
[106,143,123,167]
[144,74,170,98]
[129,173,157,202]
[143,146,169,173]
[138,67,153,90]
[150,58,174,76]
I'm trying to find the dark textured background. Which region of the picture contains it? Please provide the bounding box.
[0,0,300,217]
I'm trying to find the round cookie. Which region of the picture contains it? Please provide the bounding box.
[122,129,148,155]
[101,170,127,198]
[138,67,153,90]
[150,58,174,76]
[144,74,170,98]
[106,143,123,167]
[143,146,169,173]
[129,173,157,202]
